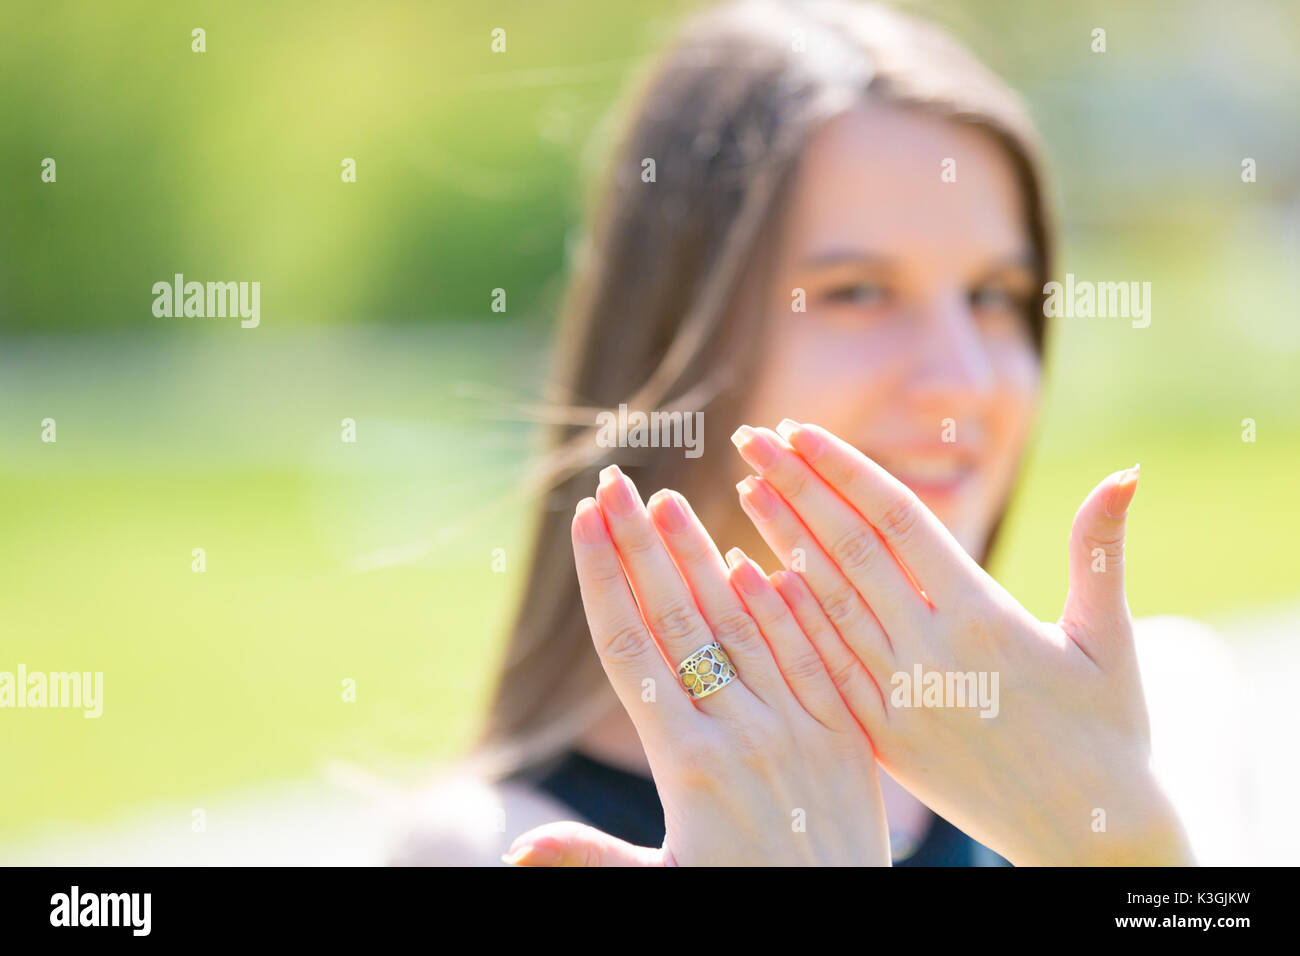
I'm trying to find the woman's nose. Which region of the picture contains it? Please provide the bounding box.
[904,294,997,405]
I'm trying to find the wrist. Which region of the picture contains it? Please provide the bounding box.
[1067,768,1195,866]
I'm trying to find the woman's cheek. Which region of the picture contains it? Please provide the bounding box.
[773,314,906,391]
[739,318,907,441]
[990,332,1042,393]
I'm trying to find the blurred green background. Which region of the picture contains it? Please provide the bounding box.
[2,0,1298,845]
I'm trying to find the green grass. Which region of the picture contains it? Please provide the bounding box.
[0,325,547,836]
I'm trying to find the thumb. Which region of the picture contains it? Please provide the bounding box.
[502,821,666,867]
[1060,464,1140,657]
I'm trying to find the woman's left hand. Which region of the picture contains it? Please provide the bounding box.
[504,466,891,866]
[729,419,1193,866]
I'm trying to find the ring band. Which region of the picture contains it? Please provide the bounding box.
[677,641,737,699]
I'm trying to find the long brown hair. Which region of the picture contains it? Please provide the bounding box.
[473,0,1054,773]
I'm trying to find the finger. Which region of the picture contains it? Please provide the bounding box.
[770,569,888,734]
[732,424,929,636]
[736,474,896,675]
[572,497,700,742]
[504,821,665,867]
[1060,465,1139,662]
[772,420,981,606]
[646,489,786,707]
[722,546,847,730]
[595,466,756,717]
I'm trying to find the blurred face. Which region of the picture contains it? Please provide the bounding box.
[737,102,1041,559]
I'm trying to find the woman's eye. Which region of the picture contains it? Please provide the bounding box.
[824,283,891,307]
[970,285,1022,314]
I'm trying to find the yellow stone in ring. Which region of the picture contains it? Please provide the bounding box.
[676,642,737,699]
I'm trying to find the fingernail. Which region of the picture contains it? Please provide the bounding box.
[1106,463,1140,518]
[731,426,779,470]
[650,489,691,534]
[501,834,528,865]
[784,423,824,462]
[736,475,778,520]
[573,497,605,545]
[726,548,766,596]
[501,843,562,866]
[776,418,800,440]
[598,465,640,517]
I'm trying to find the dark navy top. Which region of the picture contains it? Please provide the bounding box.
[510,750,1010,866]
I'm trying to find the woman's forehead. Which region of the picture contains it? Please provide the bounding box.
[779,103,1031,266]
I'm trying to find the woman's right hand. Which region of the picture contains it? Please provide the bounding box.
[504,466,891,866]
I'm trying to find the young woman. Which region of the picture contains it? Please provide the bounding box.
[391,0,1219,866]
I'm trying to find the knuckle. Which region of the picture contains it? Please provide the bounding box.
[1080,529,1126,564]
[616,528,659,557]
[673,534,711,564]
[586,557,627,587]
[824,654,862,695]
[648,600,702,644]
[820,585,862,628]
[600,621,652,665]
[825,458,857,490]
[830,524,882,575]
[783,649,829,686]
[709,610,762,653]
[878,497,920,545]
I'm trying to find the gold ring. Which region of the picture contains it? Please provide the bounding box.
[677,641,738,699]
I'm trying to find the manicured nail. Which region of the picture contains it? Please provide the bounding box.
[1106,464,1140,518]
[650,489,691,534]
[726,548,766,596]
[776,419,799,440]
[731,425,779,470]
[598,464,640,516]
[501,843,562,866]
[784,423,824,462]
[736,475,778,520]
[573,497,606,545]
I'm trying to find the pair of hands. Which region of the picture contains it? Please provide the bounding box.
[506,420,1193,866]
